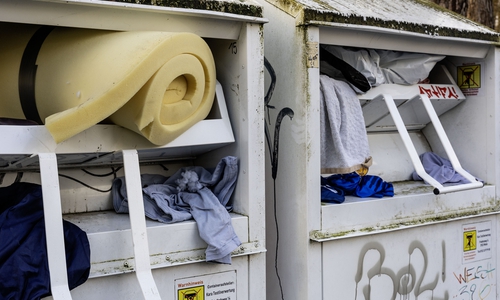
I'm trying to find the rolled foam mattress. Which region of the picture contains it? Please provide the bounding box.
[0,23,216,145]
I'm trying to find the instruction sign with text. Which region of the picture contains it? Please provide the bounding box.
[462,220,492,264]
[176,271,237,300]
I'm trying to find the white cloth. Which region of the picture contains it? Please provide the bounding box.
[320,75,371,174]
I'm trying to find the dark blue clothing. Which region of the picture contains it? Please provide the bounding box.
[320,177,345,203]
[0,182,90,300]
[321,172,394,203]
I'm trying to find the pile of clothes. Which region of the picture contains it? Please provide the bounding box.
[113,156,241,264]
[321,172,394,204]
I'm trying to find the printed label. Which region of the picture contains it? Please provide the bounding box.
[462,221,492,263]
[175,271,237,300]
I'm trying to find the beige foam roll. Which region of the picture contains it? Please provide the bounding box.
[0,23,216,145]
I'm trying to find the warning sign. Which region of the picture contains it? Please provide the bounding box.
[178,285,204,300]
[462,221,492,263]
[175,271,237,300]
[457,64,482,96]
[463,230,476,252]
[457,65,481,89]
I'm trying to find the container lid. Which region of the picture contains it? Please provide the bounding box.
[99,0,264,19]
[266,0,499,43]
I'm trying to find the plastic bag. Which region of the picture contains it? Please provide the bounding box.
[320,45,445,92]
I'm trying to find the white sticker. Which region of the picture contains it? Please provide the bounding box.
[462,220,492,263]
[175,270,237,300]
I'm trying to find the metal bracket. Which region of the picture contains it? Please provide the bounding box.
[39,153,73,299]
[122,149,162,299]
[376,93,483,194]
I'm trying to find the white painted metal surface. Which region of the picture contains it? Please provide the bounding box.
[359,72,466,132]
[371,93,482,194]
[261,0,500,299]
[0,0,266,39]
[44,0,265,22]
[62,213,255,277]
[122,150,161,299]
[322,216,496,299]
[39,153,72,300]
[0,82,233,157]
[319,185,496,239]
[0,1,267,299]
[417,93,483,193]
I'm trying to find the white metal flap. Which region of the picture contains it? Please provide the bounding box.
[359,65,465,132]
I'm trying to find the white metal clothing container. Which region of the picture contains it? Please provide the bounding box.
[260,0,500,299]
[0,1,267,299]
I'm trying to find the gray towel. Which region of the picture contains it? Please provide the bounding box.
[320,75,372,174]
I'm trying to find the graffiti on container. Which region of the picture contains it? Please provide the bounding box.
[264,57,294,300]
[264,57,294,181]
[418,85,460,99]
[452,262,496,300]
[355,241,448,300]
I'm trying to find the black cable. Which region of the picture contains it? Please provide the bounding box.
[61,166,122,193]
[57,173,112,193]
[27,163,165,194]
[81,166,122,177]
[273,179,285,300]
[29,167,120,193]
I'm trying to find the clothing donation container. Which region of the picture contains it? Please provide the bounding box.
[0,1,267,299]
[260,0,500,299]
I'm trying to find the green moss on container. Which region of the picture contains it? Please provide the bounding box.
[108,0,263,18]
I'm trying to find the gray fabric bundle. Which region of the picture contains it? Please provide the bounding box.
[412,152,482,185]
[112,156,240,264]
[320,75,372,174]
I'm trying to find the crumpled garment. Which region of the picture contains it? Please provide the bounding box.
[320,75,372,174]
[321,176,345,204]
[112,156,241,264]
[0,182,90,300]
[321,172,394,203]
[412,152,482,185]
